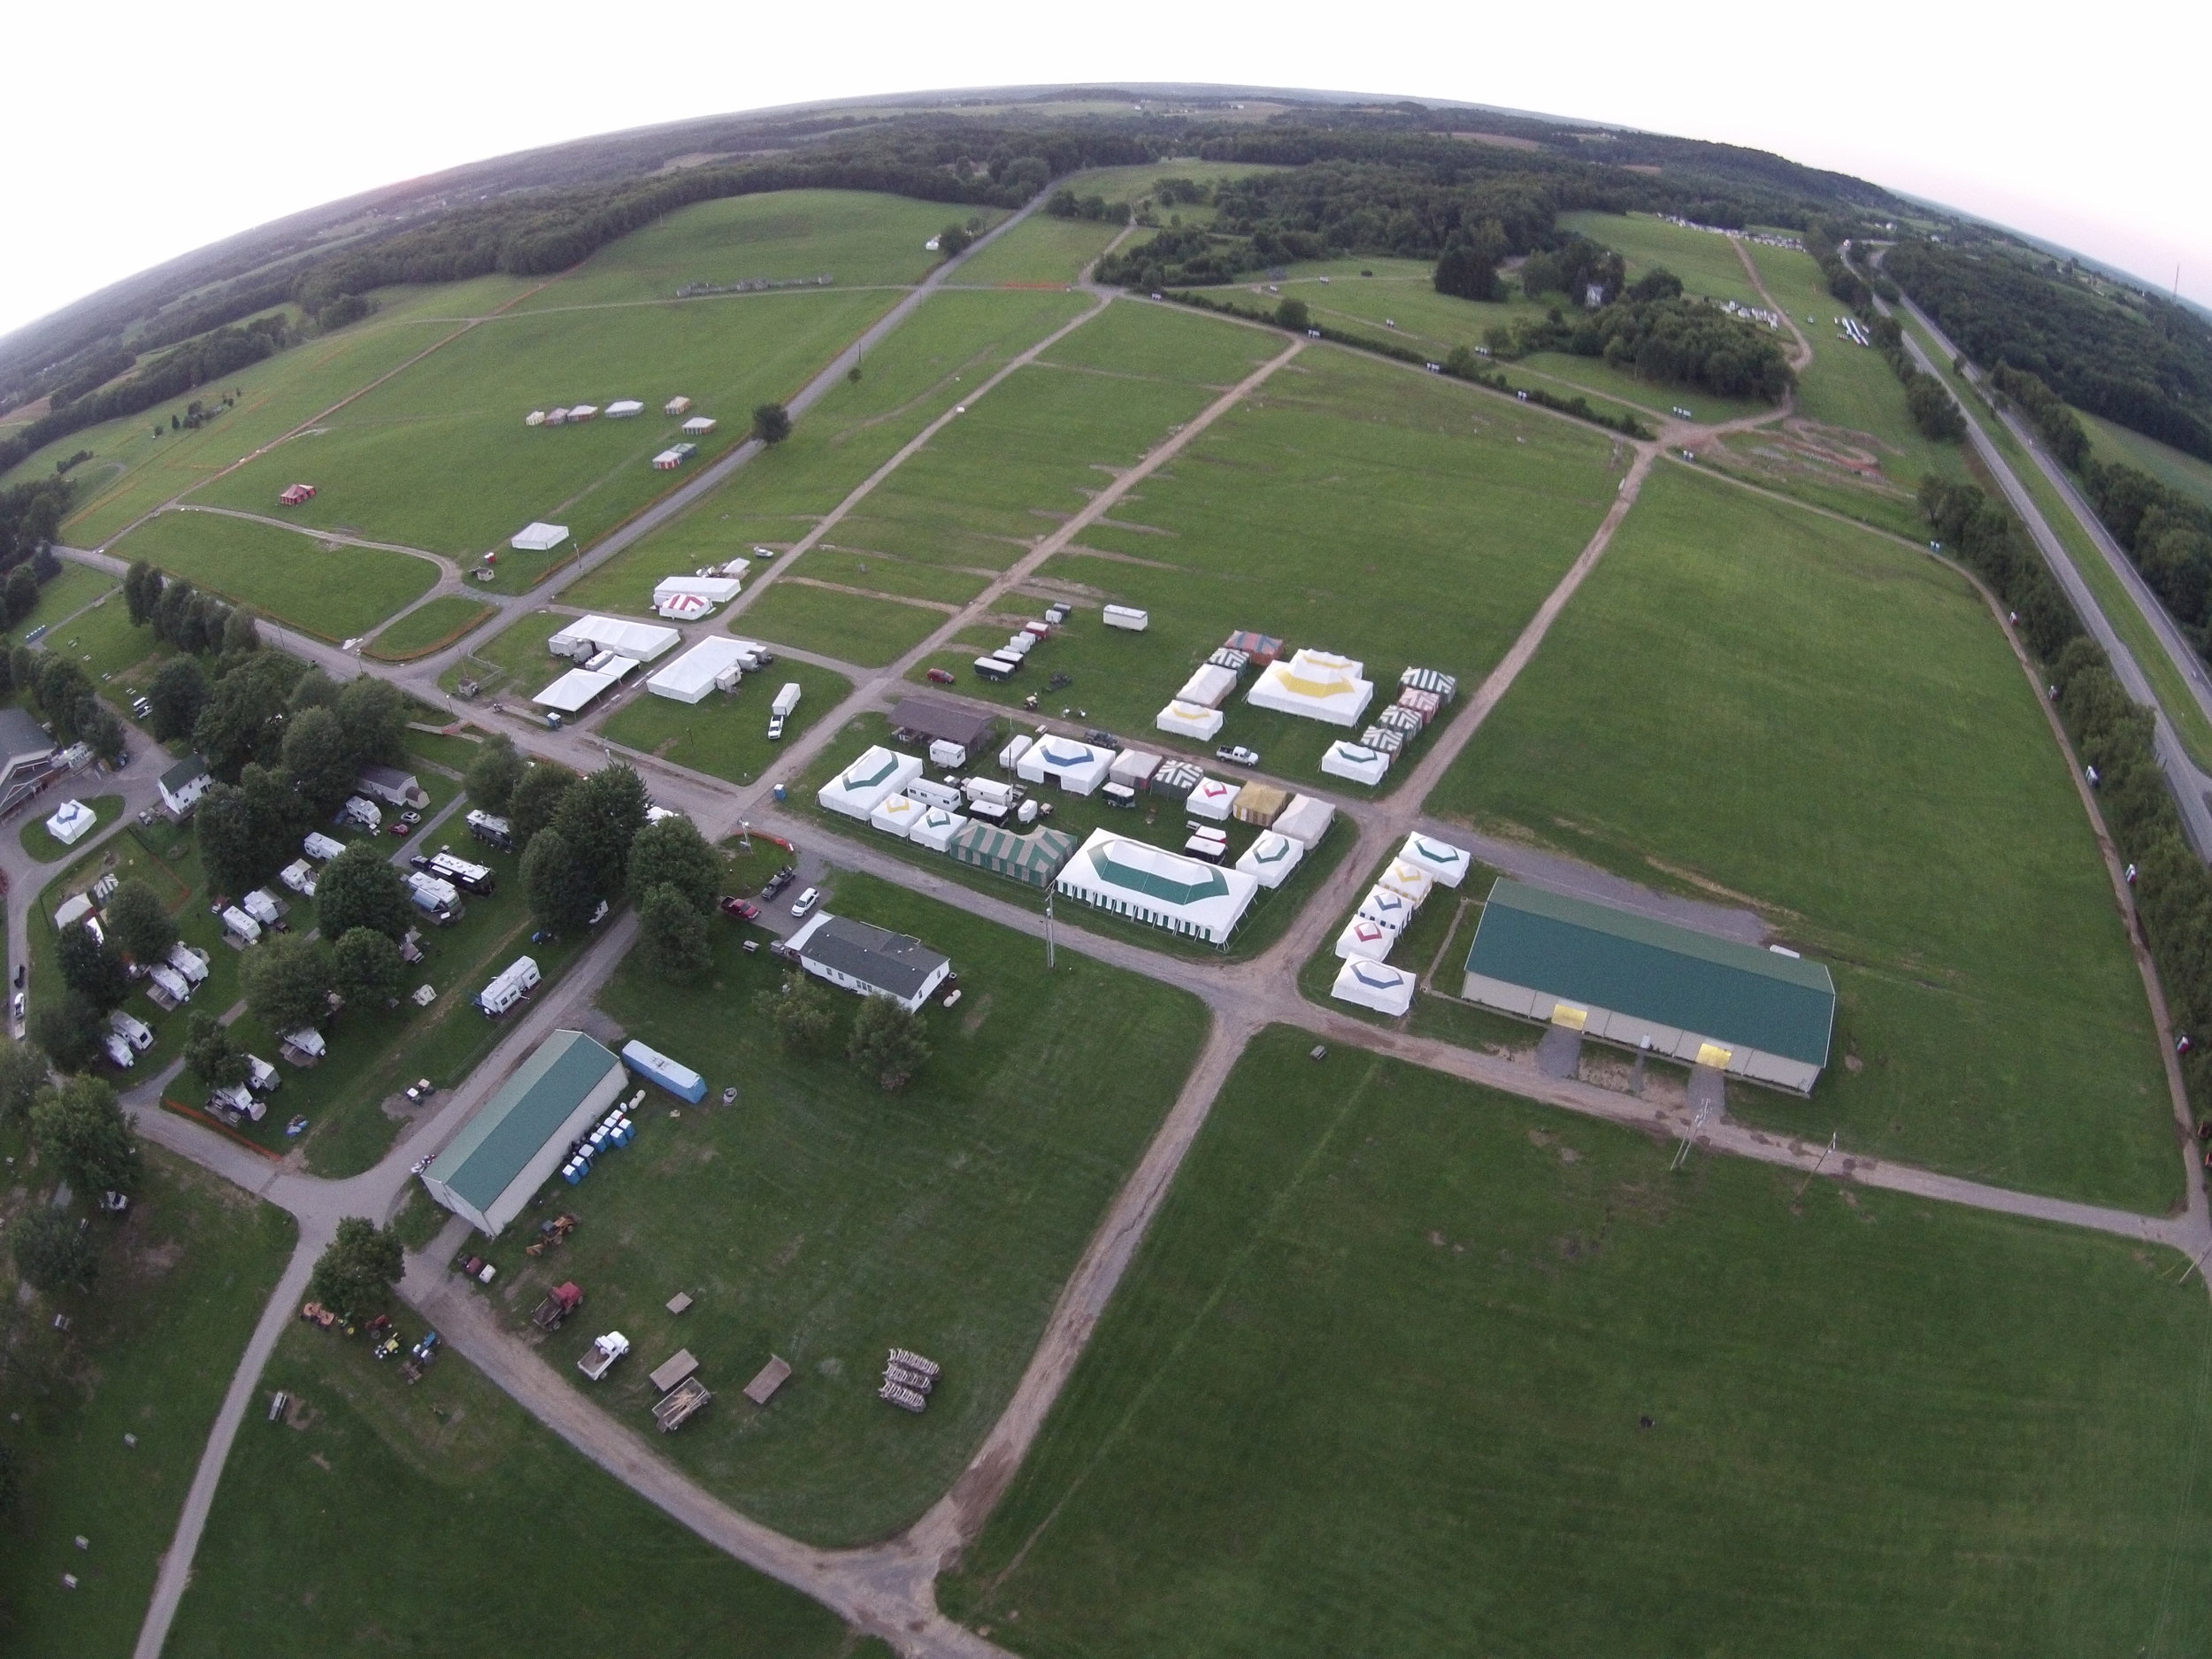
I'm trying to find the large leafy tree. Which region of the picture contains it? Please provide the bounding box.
[280,705,357,818]
[508,763,576,851]
[12,1210,97,1295]
[316,844,410,941]
[626,816,720,911]
[636,885,712,981]
[241,934,337,1035]
[28,993,104,1072]
[144,657,209,742]
[102,879,176,966]
[307,1217,404,1318]
[334,676,407,770]
[521,827,595,934]
[333,927,406,1009]
[192,649,303,778]
[755,973,837,1053]
[30,1077,140,1194]
[0,1043,50,1123]
[549,764,648,901]
[465,733,524,816]
[183,1010,250,1088]
[848,995,931,1091]
[56,921,128,1011]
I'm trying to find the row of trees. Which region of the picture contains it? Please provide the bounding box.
[0,478,71,570]
[1486,288,1796,403]
[1044,190,1130,225]
[757,973,931,1092]
[6,1070,141,1295]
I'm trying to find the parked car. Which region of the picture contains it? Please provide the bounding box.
[1215,745,1263,767]
[1083,729,1120,750]
[719,897,760,922]
[388,820,413,837]
[789,886,819,918]
[926,667,956,686]
[760,866,795,900]
[766,714,786,741]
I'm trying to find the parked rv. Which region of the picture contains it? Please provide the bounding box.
[475,956,541,1017]
[465,810,514,852]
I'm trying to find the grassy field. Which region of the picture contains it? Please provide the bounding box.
[1559,210,1771,309]
[738,580,949,666]
[108,510,440,640]
[942,1027,2212,1659]
[910,344,1621,795]
[24,277,536,547]
[1036,295,1281,387]
[438,608,570,699]
[1433,464,2174,1209]
[508,189,976,310]
[365,594,495,659]
[953,215,1120,286]
[19,793,121,863]
[2082,407,2212,514]
[166,1327,867,1657]
[35,591,171,692]
[465,871,1210,1545]
[598,657,852,784]
[6,564,118,649]
[552,288,1094,611]
[0,1148,296,1659]
[191,289,900,571]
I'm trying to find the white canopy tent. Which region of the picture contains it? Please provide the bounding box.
[647,637,751,704]
[1186,776,1237,821]
[1247,649,1374,727]
[1273,795,1336,848]
[870,794,926,839]
[44,799,95,846]
[1054,829,1258,946]
[1399,833,1473,887]
[1234,830,1303,888]
[818,747,925,820]
[1320,741,1392,787]
[1377,860,1437,908]
[1017,736,1113,796]
[534,665,630,713]
[1357,887,1415,933]
[910,805,967,852]
[1156,700,1225,741]
[549,614,680,663]
[1334,915,1397,962]
[1332,957,1416,1017]
[1174,663,1240,710]
[653,575,742,618]
[510,522,571,552]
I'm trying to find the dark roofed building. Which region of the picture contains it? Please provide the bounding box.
[157,755,212,818]
[1462,878,1835,1094]
[0,707,58,814]
[787,912,952,1011]
[887,696,999,757]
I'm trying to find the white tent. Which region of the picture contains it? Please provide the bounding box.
[605,399,645,418]
[1110,749,1161,788]
[999,733,1032,771]
[1247,649,1374,727]
[1174,663,1240,710]
[1235,830,1303,888]
[1186,776,1237,821]
[533,666,626,713]
[869,794,926,839]
[1357,886,1415,933]
[1274,795,1335,848]
[647,636,751,703]
[44,799,94,846]
[1334,915,1397,962]
[510,521,571,552]
[653,574,741,619]
[818,746,925,820]
[1399,833,1472,888]
[549,614,680,663]
[681,416,718,436]
[910,805,967,852]
[1332,957,1416,1016]
[1054,829,1258,946]
[1017,736,1112,796]
[1156,700,1225,741]
[1320,741,1391,787]
[1377,859,1437,908]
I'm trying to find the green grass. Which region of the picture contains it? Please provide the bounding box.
[2082,406,2212,514]
[942,1026,2212,1659]
[1037,294,1282,387]
[0,1148,296,1659]
[738,581,947,667]
[19,793,122,863]
[5,565,119,648]
[953,215,1119,286]
[29,277,536,547]
[1517,346,1774,424]
[472,870,1212,1544]
[366,595,496,660]
[1432,464,2174,1209]
[439,609,570,699]
[1559,209,1770,309]
[598,657,852,784]
[165,1327,863,1657]
[1233,255,1550,362]
[793,548,991,605]
[106,510,439,641]
[510,189,984,311]
[36,591,171,691]
[909,344,1621,795]
[192,289,901,572]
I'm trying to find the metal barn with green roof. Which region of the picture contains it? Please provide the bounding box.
[420,1030,627,1234]
[1461,879,1836,1094]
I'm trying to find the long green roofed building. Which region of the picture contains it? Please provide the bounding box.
[420,1030,628,1234]
[1462,878,1835,1094]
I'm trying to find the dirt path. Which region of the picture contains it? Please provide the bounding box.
[1733,240,1815,372]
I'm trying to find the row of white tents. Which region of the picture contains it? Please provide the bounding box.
[1329,833,1474,1017]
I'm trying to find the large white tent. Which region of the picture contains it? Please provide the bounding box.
[870,794,926,839]
[1320,741,1391,787]
[1357,886,1415,933]
[1055,829,1258,946]
[44,799,95,846]
[1399,833,1473,887]
[1175,663,1239,710]
[1377,859,1437,908]
[1332,957,1416,1016]
[534,664,634,713]
[818,746,926,820]
[1156,700,1225,741]
[1274,795,1335,848]
[653,574,742,618]
[1235,830,1303,888]
[1334,915,1397,961]
[910,804,967,852]
[1247,649,1374,727]
[549,614,680,663]
[510,521,571,552]
[1017,736,1112,796]
[1186,776,1238,821]
[647,636,750,704]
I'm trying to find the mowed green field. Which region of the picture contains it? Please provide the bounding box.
[1559,210,1770,309]
[192,288,898,567]
[5,562,118,648]
[28,277,535,547]
[0,1152,296,1659]
[1248,256,1551,362]
[168,1330,864,1658]
[555,288,1094,613]
[508,188,974,310]
[915,343,1622,793]
[2082,407,2212,514]
[943,1029,2212,1659]
[480,872,1210,1544]
[952,214,1118,286]
[365,593,495,659]
[740,580,949,667]
[1434,465,2174,1208]
[598,656,851,784]
[108,509,440,639]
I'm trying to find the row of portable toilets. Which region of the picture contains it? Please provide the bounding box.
[561,1090,646,1185]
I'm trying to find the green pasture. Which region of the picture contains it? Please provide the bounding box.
[1559,209,1770,309]
[19,793,121,863]
[944,1027,2212,1659]
[741,581,949,667]
[366,594,496,659]
[794,548,991,605]
[109,509,439,641]
[0,1151,294,1659]
[7,564,119,647]
[1517,345,1775,423]
[439,608,570,698]
[509,189,976,311]
[792,711,1352,963]
[1433,465,2175,1209]
[599,657,851,785]
[1038,293,1281,386]
[2082,407,2212,514]
[168,1329,863,1658]
[37,593,172,691]
[953,213,1119,286]
[554,288,1094,611]
[472,871,1213,1544]
[1237,255,1548,359]
[192,289,899,569]
[910,345,1621,794]
[30,277,534,547]
[1048,159,1289,223]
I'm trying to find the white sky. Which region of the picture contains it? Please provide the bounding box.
[7,0,2207,345]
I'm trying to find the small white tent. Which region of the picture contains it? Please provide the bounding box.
[909,805,967,852]
[1174,664,1239,710]
[1234,830,1303,889]
[869,794,926,839]
[1334,915,1396,962]
[1017,736,1112,796]
[1332,957,1416,1016]
[1155,700,1225,741]
[1357,886,1415,933]
[1273,795,1335,848]
[44,799,95,846]
[510,522,571,552]
[1376,859,1436,908]
[647,637,750,704]
[1186,776,1237,821]
[1399,833,1472,887]
[818,747,925,820]
[1320,741,1391,787]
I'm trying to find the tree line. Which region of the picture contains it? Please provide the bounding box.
[1483,272,1796,404]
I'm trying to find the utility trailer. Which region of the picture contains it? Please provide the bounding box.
[653,1375,712,1432]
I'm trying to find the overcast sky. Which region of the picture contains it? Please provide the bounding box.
[8,0,2206,345]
